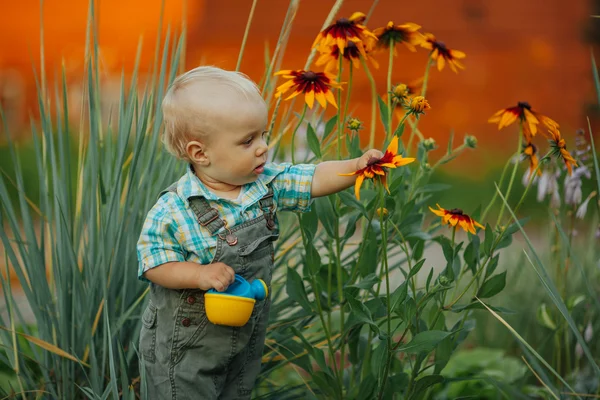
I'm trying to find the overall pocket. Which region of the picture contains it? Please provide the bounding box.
[140,302,158,363]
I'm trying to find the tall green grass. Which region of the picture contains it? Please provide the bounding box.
[0,1,598,399]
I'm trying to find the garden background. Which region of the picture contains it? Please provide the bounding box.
[0,0,599,399]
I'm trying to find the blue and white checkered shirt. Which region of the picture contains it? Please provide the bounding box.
[137,162,316,281]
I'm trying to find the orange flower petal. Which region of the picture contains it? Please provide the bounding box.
[354,173,365,200]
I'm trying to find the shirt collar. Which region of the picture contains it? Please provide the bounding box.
[177,163,285,203]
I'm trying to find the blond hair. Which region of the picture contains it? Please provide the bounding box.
[161,66,264,161]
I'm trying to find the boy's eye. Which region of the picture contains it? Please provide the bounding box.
[243,137,253,145]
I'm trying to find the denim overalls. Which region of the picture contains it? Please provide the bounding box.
[139,184,278,399]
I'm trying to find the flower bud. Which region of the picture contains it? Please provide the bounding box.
[422,138,437,151]
[346,117,364,132]
[464,135,477,149]
[376,207,389,219]
[409,96,431,115]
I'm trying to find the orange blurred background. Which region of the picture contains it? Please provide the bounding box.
[0,0,596,176]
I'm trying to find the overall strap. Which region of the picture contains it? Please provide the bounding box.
[258,186,276,230]
[188,196,225,235]
[157,182,178,200]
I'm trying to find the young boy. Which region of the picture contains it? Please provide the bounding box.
[137,66,382,400]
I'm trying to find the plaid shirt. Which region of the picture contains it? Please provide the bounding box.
[137,162,316,281]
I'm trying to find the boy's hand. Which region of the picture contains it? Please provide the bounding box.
[355,149,385,171]
[311,149,385,198]
[196,262,236,292]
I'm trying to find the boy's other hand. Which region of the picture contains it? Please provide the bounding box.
[355,149,384,171]
[197,262,236,292]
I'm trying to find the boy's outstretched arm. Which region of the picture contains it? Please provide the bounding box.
[311,149,383,198]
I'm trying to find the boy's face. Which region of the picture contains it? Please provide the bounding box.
[192,97,269,187]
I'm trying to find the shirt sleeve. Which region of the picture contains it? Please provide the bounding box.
[269,163,316,213]
[137,195,186,282]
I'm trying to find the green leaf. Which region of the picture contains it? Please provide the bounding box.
[504,216,530,236]
[390,281,408,312]
[323,115,338,142]
[425,268,434,292]
[306,123,321,159]
[409,375,444,400]
[394,122,406,137]
[339,191,367,217]
[463,235,480,275]
[449,301,515,314]
[357,228,378,277]
[377,95,390,133]
[300,208,318,240]
[346,291,380,334]
[407,259,426,280]
[314,196,337,238]
[286,267,312,312]
[347,273,380,290]
[477,271,506,298]
[433,336,454,374]
[396,330,454,354]
[446,130,454,155]
[484,254,500,280]
[371,340,388,378]
[537,303,557,330]
[304,242,322,275]
[483,223,494,255]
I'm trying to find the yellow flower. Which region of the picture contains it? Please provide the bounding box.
[416,33,466,73]
[409,96,431,115]
[274,69,343,109]
[429,204,484,234]
[370,21,422,54]
[522,142,541,176]
[547,126,578,175]
[312,12,377,54]
[338,136,415,199]
[488,101,558,140]
[315,40,378,73]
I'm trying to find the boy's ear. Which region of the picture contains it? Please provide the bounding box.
[186,140,210,166]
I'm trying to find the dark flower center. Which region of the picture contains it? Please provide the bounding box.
[366,156,381,166]
[436,41,447,50]
[518,101,531,110]
[449,208,463,215]
[336,18,351,26]
[303,71,318,81]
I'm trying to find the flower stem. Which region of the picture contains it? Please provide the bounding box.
[481,155,512,220]
[342,62,353,151]
[495,129,523,226]
[336,56,344,160]
[377,182,393,400]
[406,57,432,155]
[420,57,433,97]
[511,151,551,216]
[235,0,258,71]
[386,41,395,144]
[291,105,307,164]
[360,56,378,149]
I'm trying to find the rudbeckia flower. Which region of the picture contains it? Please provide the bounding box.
[338,136,415,200]
[547,126,578,175]
[315,40,378,73]
[522,142,541,176]
[408,96,431,115]
[429,204,484,234]
[274,69,343,109]
[312,12,377,54]
[370,21,422,53]
[416,33,466,73]
[488,102,558,139]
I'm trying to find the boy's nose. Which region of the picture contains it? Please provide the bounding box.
[256,140,268,157]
